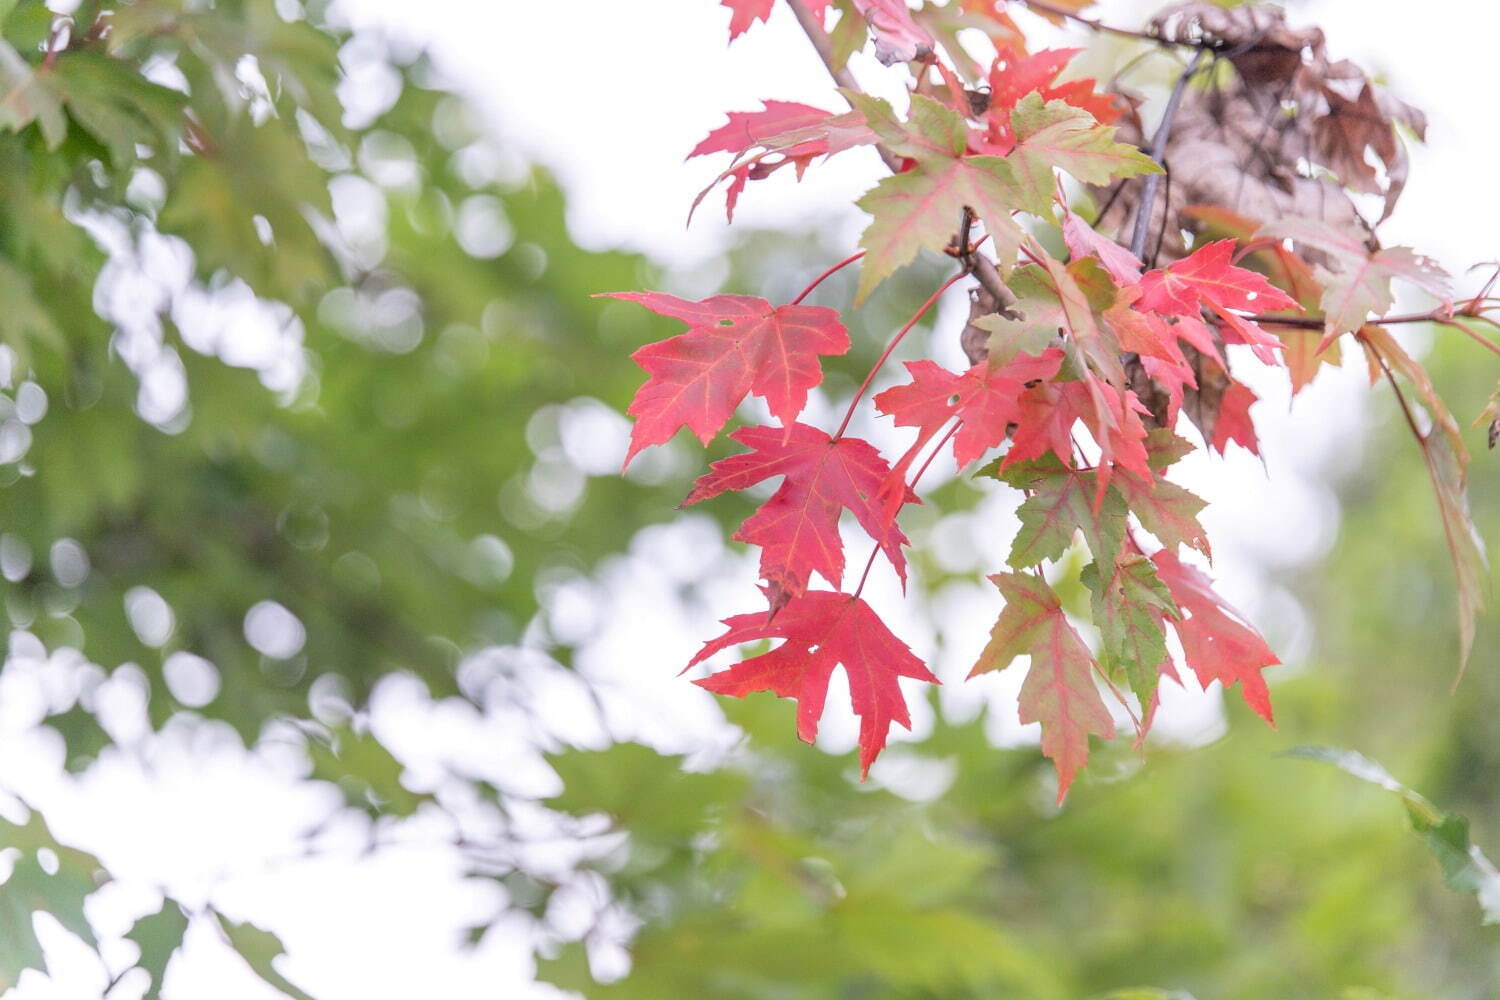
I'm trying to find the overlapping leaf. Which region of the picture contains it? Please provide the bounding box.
[1259,218,1451,345]
[1153,550,1278,722]
[1001,457,1126,570]
[874,348,1063,468]
[690,100,838,159]
[684,423,909,605]
[971,572,1115,800]
[856,148,1023,302]
[1137,239,1300,364]
[1004,94,1160,217]
[1083,553,1179,709]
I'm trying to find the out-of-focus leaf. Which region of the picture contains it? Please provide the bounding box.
[545,743,748,844]
[307,726,432,818]
[0,40,65,147]
[214,910,317,1000]
[48,51,186,167]
[126,899,190,1000]
[0,806,107,988]
[1288,746,1500,923]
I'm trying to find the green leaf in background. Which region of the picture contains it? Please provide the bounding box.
[1287,745,1500,923]
[0,806,107,988]
[214,909,317,1000]
[544,743,748,845]
[125,899,190,1000]
[0,40,64,148]
[307,725,433,818]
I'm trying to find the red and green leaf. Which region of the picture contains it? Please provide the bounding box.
[1004,94,1160,217]
[1003,457,1126,570]
[1153,550,1278,723]
[972,572,1115,801]
[1083,553,1179,710]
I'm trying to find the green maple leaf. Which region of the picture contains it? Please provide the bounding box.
[214,910,317,1000]
[126,901,190,1000]
[845,92,967,161]
[1112,469,1210,556]
[855,155,1022,303]
[851,95,1023,302]
[1083,554,1180,707]
[970,266,1066,364]
[1004,457,1126,570]
[1006,94,1161,217]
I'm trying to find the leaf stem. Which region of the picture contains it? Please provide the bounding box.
[792,250,866,305]
[833,270,966,441]
[852,421,960,600]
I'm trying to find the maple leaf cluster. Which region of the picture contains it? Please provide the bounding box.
[601,0,1494,796]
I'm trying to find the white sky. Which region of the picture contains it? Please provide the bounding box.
[4,2,1497,999]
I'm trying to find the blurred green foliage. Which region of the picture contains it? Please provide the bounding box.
[0,0,1494,998]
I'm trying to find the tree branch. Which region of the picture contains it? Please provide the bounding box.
[1014,0,1221,50]
[783,0,1020,327]
[784,0,903,174]
[1129,49,1207,259]
[1200,308,1500,361]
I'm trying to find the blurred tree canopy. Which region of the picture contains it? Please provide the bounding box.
[0,1,1494,998]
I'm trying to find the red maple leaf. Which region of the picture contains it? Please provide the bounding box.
[690,105,876,222]
[1136,240,1300,365]
[602,292,849,466]
[687,590,939,778]
[1152,550,1278,723]
[1210,378,1260,455]
[719,0,770,40]
[689,101,838,160]
[1004,379,1089,471]
[1077,372,1153,487]
[1002,373,1151,496]
[684,423,911,606]
[874,349,1063,469]
[980,47,1119,151]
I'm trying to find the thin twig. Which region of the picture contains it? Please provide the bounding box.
[793,250,866,305]
[851,421,960,601]
[784,0,1018,318]
[957,208,1021,317]
[1015,0,1218,49]
[1242,310,1500,346]
[1130,49,1207,259]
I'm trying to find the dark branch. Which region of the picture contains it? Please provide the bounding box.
[783,0,903,174]
[1014,0,1222,50]
[783,0,1020,328]
[1130,49,1207,259]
